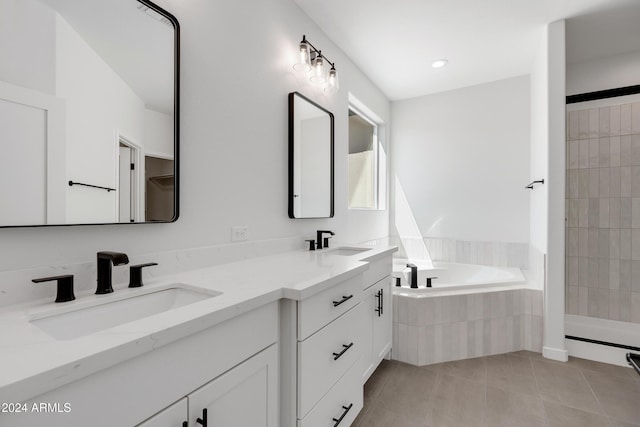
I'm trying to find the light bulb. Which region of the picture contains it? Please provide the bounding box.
[293,41,311,72]
[324,66,339,94]
[310,54,326,84]
[432,59,448,68]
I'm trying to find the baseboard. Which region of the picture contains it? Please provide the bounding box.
[542,346,569,362]
[565,314,640,367]
[566,338,635,368]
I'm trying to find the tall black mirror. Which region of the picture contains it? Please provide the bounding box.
[0,0,179,227]
[288,92,334,219]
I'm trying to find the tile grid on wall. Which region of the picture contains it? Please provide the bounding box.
[392,289,543,366]
[424,238,529,269]
[565,102,640,324]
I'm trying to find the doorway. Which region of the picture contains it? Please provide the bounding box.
[118,138,140,223]
[145,155,174,221]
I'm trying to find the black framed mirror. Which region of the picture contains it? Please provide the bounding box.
[288,92,334,219]
[0,0,179,227]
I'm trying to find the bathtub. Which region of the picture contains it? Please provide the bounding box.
[391,259,542,366]
[392,260,526,294]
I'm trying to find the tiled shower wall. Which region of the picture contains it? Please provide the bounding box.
[565,102,640,324]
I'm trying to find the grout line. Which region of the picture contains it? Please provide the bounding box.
[529,355,551,423]
[357,360,399,423]
[578,367,612,422]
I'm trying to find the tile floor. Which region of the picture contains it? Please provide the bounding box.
[353,351,640,427]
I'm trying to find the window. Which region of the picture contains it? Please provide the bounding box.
[348,105,386,210]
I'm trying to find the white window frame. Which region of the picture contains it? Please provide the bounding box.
[347,94,387,211]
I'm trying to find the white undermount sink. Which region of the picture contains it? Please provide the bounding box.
[30,285,221,340]
[327,247,371,256]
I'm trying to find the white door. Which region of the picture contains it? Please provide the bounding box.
[0,98,47,225]
[136,398,187,427]
[361,285,377,382]
[119,145,132,222]
[188,345,278,427]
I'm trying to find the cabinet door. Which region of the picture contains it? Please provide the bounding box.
[361,285,377,381]
[372,279,392,361]
[136,398,187,427]
[362,278,392,382]
[189,344,278,427]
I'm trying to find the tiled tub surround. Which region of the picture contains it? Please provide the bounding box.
[424,238,529,269]
[392,288,543,366]
[393,261,526,290]
[565,102,640,324]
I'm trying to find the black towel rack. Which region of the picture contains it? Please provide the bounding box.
[525,179,544,190]
[68,181,116,192]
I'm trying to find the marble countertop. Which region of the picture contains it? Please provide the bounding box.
[0,244,396,403]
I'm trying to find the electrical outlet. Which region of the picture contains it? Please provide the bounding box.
[231,226,248,242]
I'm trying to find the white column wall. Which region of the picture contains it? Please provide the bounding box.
[543,20,569,362]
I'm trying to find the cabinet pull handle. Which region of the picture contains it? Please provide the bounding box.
[196,408,207,427]
[332,294,353,307]
[332,403,353,426]
[332,342,354,360]
[375,290,381,316]
[380,287,384,315]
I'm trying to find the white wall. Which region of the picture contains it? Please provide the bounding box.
[56,14,146,224]
[542,20,568,362]
[391,76,531,243]
[0,0,390,272]
[144,109,174,159]
[567,50,640,96]
[530,30,549,255]
[0,0,55,95]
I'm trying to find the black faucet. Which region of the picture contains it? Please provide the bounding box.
[96,251,129,294]
[316,230,335,249]
[406,263,418,288]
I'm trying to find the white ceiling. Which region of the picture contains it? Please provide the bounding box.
[294,0,640,101]
[39,0,175,114]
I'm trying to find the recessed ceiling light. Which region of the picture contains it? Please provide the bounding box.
[432,59,448,68]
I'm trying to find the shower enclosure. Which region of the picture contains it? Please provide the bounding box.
[565,88,640,366]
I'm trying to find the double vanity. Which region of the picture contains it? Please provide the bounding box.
[0,0,394,425]
[0,244,395,427]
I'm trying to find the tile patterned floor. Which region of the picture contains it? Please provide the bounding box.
[353,351,640,427]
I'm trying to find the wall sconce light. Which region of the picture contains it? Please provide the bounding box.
[293,35,339,94]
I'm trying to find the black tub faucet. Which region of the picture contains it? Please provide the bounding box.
[96,251,129,294]
[316,230,335,249]
[406,263,418,288]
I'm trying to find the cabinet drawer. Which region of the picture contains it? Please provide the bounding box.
[297,359,363,427]
[298,273,362,340]
[362,256,392,290]
[297,301,367,417]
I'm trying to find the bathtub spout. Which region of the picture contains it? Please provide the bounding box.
[406,263,418,288]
